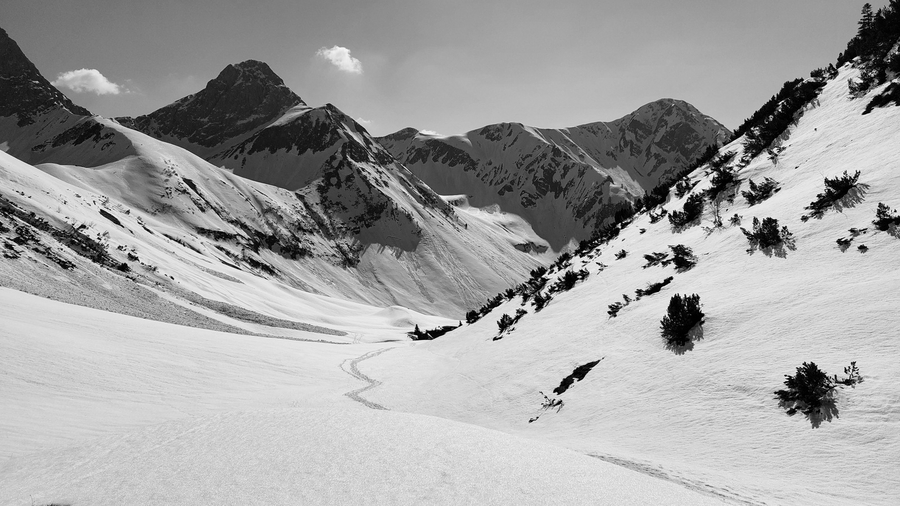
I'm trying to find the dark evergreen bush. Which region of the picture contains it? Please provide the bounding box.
[607,294,633,318]
[742,217,795,251]
[660,293,704,347]
[706,165,739,203]
[497,313,514,332]
[802,171,862,221]
[668,194,704,229]
[642,251,669,269]
[741,178,781,206]
[774,362,834,416]
[669,244,697,272]
[551,268,589,292]
[635,276,674,299]
[872,202,900,231]
[607,301,625,318]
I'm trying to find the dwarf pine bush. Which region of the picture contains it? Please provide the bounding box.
[802,170,862,221]
[873,202,900,231]
[741,178,781,206]
[660,293,704,347]
[668,193,704,229]
[742,217,795,250]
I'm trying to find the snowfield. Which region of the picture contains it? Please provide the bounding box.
[0,288,728,506]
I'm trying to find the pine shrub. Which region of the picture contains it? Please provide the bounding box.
[635,276,674,299]
[802,170,862,221]
[872,202,900,231]
[668,193,704,229]
[741,178,781,206]
[659,293,704,347]
[774,362,834,416]
[669,244,697,272]
[742,217,795,250]
[642,251,669,269]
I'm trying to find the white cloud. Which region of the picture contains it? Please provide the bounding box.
[356,117,372,126]
[51,69,123,95]
[419,129,441,136]
[316,46,363,74]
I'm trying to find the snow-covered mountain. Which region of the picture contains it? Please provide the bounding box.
[0,30,548,318]
[379,101,730,249]
[115,60,305,159]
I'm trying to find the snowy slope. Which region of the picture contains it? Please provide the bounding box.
[0,287,729,506]
[0,117,546,324]
[0,31,548,319]
[379,100,730,249]
[363,66,900,506]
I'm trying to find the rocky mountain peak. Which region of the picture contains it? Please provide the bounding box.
[0,27,91,125]
[119,59,305,149]
[214,60,289,90]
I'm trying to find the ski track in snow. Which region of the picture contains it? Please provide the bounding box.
[588,453,766,506]
[341,347,393,410]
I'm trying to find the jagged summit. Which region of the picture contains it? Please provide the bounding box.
[0,27,91,125]
[118,59,304,150]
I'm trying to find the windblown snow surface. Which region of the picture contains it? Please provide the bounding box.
[1,289,726,506]
[1,65,898,505]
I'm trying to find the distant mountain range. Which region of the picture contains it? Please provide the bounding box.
[379,102,729,249]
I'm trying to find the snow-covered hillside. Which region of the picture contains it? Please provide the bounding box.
[0,125,547,321]
[379,100,730,249]
[363,65,900,505]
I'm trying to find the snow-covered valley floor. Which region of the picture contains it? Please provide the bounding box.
[1,287,730,506]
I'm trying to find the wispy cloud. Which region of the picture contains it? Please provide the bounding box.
[316,46,363,74]
[51,69,124,95]
[356,117,372,126]
[419,129,441,136]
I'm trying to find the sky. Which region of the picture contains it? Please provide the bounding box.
[0,0,883,136]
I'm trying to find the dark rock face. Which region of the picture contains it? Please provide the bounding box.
[119,60,304,149]
[0,27,91,125]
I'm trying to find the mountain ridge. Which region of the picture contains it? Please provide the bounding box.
[378,100,729,249]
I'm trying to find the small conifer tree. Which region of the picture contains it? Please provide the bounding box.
[660,293,704,347]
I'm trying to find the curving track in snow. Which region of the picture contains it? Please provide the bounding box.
[341,347,393,410]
